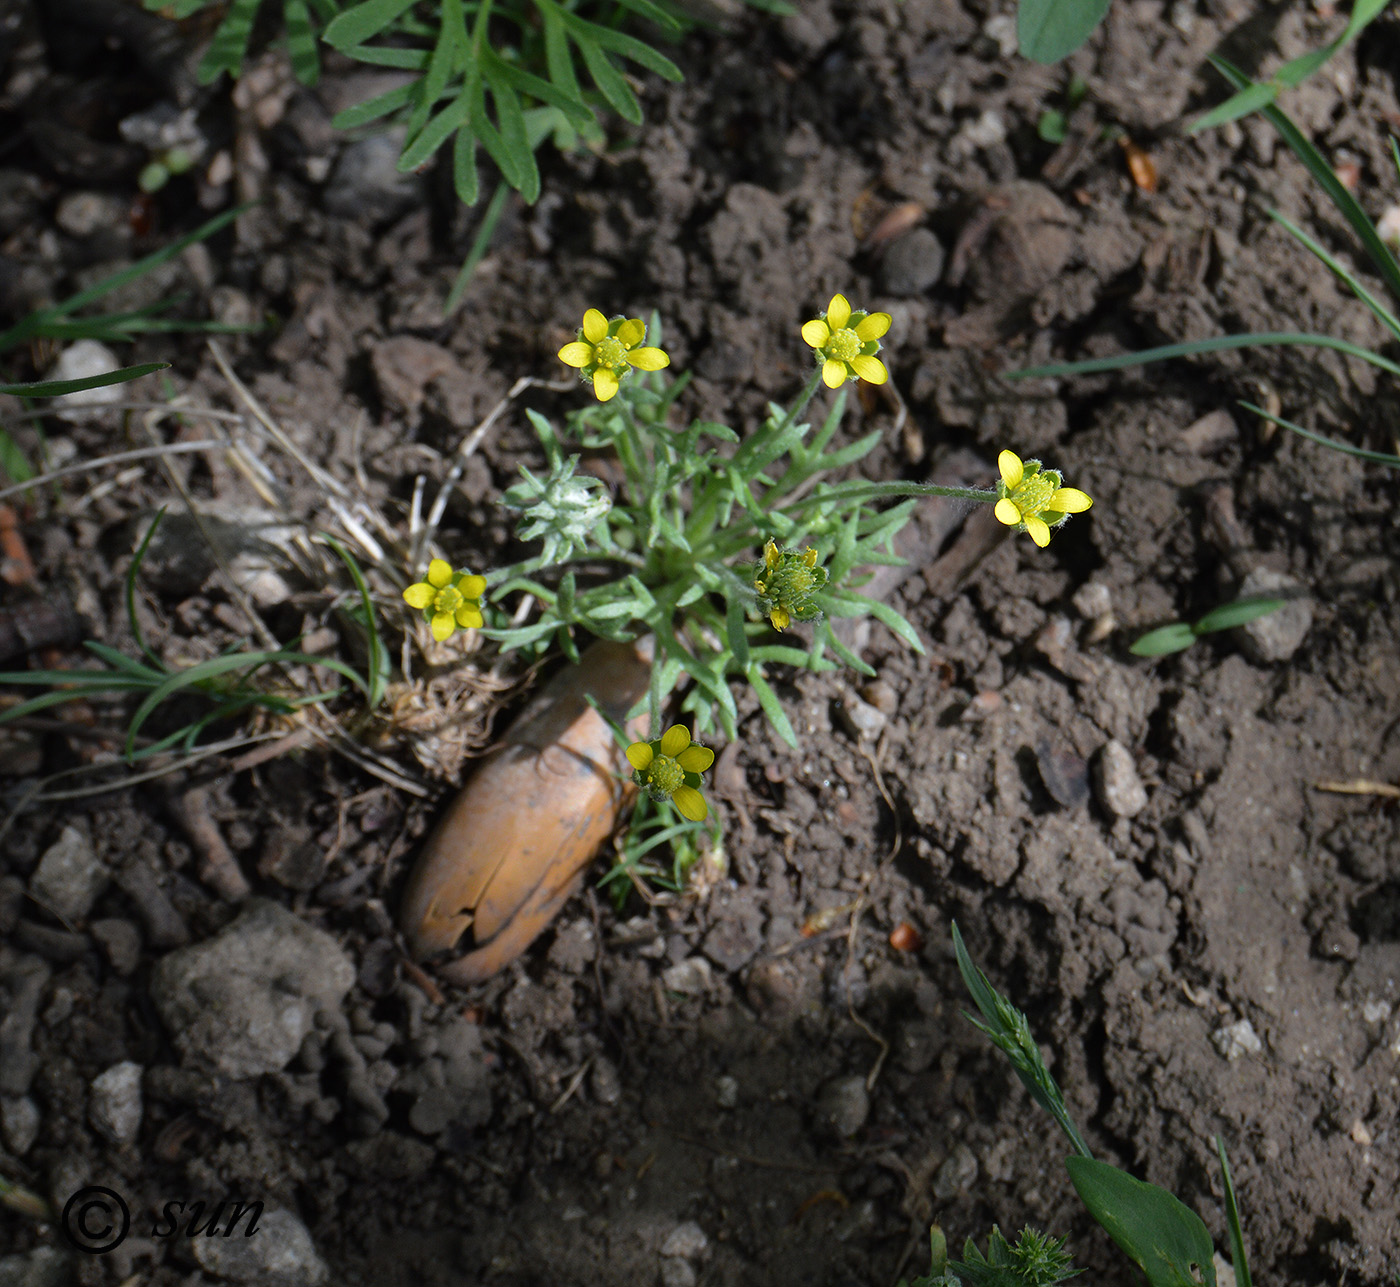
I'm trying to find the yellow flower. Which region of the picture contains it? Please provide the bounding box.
[752,539,827,631]
[558,308,670,401]
[801,293,892,389]
[403,559,487,642]
[626,724,715,822]
[992,450,1093,548]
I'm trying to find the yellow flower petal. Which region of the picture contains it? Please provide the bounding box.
[616,318,645,348]
[430,612,456,641]
[822,359,847,389]
[626,742,654,771]
[403,583,433,610]
[826,294,851,330]
[455,604,483,629]
[994,498,1023,528]
[763,539,780,570]
[1049,487,1092,514]
[582,309,608,343]
[1024,515,1051,547]
[427,558,453,588]
[672,785,708,822]
[659,725,691,757]
[801,319,831,349]
[677,745,714,773]
[855,312,892,341]
[593,368,619,401]
[626,346,670,371]
[998,450,1024,489]
[850,354,887,384]
[458,574,487,599]
[559,341,593,368]
[770,606,791,630]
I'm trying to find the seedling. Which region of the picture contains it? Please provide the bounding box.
[1129,595,1288,657]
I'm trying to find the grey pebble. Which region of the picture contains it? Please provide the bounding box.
[838,692,887,742]
[90,919,142,975]
[0,1095,40,1155]
[932,1142,979,1199]
[660,1222,709,1259]
[1235,567,1312,663]
[590,1056,622,1107]
[715,1074,739,1109]
[1094,740,1148,819]
[191,1207,327,1286]
[89,1061,143,1144]
[1212,1019,1263,1061]
[29,825,106,922]
[56,191,129,239]
[660,1260,697,1287]
[48,341,125,422]
[816,1074,869,1138]
[1036,737,1090,809]
[0,1246,71,1287]
[661,957,712,996]
[323,130,423,224]
[880,227,945,297]
[150,900,355,1080]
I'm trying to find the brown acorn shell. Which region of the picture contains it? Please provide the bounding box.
[400,635,655,983]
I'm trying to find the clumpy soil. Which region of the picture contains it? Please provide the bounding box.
[2,0,1400,1285]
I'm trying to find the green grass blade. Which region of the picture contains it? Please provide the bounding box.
[331,79,417,129]
[323,0,418,48]
[1129,623,1197,656]
[1194,597,1288,633]
[1215,1138,1252,1287]
[1009,331,1400,381]
[1210,56,1400,301]
[0,205,249,353]
[1267,208,1400,344]
[1239,400,1400,467]
[444,180,507,311]
[196,0,264,83]
[320,535,386,707]
[0,364,168,398]
[747,666,797,748]
[282,0,321,85]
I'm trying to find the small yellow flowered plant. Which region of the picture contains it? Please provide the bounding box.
[801,293,892,389]
[403,559,487,642]
[993,450,1093,548]
[751,540,828,631]
[559,308,670,401]
[626,724,715,822]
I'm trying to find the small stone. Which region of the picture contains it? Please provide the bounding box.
[55,191,129,239]
[714,1075,739,1109]
[89,1061,143,1144]
[1071,582,1112,620]
[548,920,597,975]
[660,1260,697,1287]
[879,227,946,297]
[837,692,887,742]
[661,957,712,996]
[1211,1019,1263,1061]
[30,825,106,922]
[1094,740,1148,819]
[323,130,423,225]
[1362,1000,1392,1024]
[89,919,142,975]
[816,1074,869,1138]
[370,335,455,414]
[1351,1118,1373,1146]
[860,680,898,715]
[1179,409,1236,453]
[931,1142,979,1200]
[191,1207,327,1286]
[47,341,127,422]
[0,1095,40,1154]
[150,900,356,1080]
[1235,567,1312,664]
[590,1057,622,1107]
[660,1221,709,1259]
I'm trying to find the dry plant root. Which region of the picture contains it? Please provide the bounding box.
[400,635,654,984]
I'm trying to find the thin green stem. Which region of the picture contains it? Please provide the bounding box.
[777,364,826,438]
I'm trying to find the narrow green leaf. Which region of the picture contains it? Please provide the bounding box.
[1240,400,1400,467]
[444,180,507,308]
[321,535,386,707]
[322,0,418,49]
[725,595,750,670]
[196,0,263,82]
[282,0,320,85]
[1191,81,1277,133]
[586,22,684,82]
[609,0,683,35]
[400,91,472,171]
[0,363,166,398]
[1128,623,1197,656]
[1215,1138,1252,1287]
[452,122,481,206]
[1017,0,1111,64]
[577,36,641,123]
[330,79,416,129]
[748,668,798,748]
[335,45,429,69]
[1194,597,1287,633]
[1066,1156,1217,1287]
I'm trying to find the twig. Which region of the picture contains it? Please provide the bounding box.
[166,784,251,900]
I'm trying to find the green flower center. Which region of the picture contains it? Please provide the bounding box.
[648,755,684,795]
[594,336,627,369]
[776,566,815,598]
[1010,472,1058,518]
[433,585,464,615]
[826,327,861,363]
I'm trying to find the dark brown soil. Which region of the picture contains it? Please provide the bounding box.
[2,1,1400,1285]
